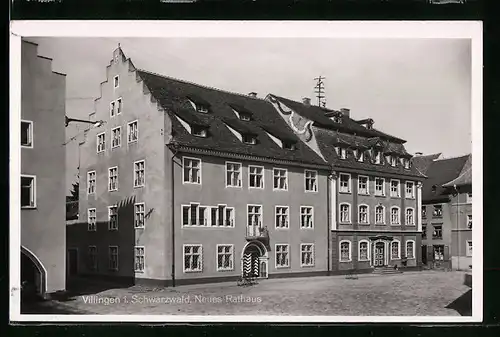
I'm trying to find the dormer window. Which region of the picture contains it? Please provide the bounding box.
[331,116,342,123]
[242,134,257,144]
[403,158,410,169]
[390,156,397,167]
[239,113,251,121]
[192,126,208,138]
[340,148,347,160]
[358,152,364,162]
[196,104,209,114]
[283,142,297,150]
[373,150,382,164]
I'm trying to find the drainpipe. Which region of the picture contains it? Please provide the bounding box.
[326,169,331,276]
[453,184,459,271]
[170,143,179,287]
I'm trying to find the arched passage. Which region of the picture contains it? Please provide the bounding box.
[241,241,268,279]
[21,246,47,297]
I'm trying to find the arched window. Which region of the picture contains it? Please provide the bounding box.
[339,203,351,223]
[375,205,385,224]
[405,208,415,226]
[358,240,370,261]
[339,240,352,262]
[391,240,401,259]
[358,204,369,224]
[390,207,400,225]
[406,240,415,259]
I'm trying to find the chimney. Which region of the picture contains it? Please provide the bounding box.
[248,92,257,98]
[415,152,423,156]
[302,97,311,105]
[340,108,350,118]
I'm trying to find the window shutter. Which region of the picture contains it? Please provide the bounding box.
[443,245,450,261]
[427,245,433,262]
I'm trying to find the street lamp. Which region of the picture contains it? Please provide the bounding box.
[65,116,105,128]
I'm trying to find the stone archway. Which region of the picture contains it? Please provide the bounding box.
[21,246,47,297]
[241,241,268,279]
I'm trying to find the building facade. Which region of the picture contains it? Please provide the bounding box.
[415,153,471,270]
[68,46,331,286]
[21,40,66,297]
[266,95,426,273]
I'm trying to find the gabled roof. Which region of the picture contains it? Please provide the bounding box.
[314,127,424,178]
[270,95,406,143]
[442,154,472,187]
[422,154,470,203]
[411,153,442,175]
[137,70,327,167]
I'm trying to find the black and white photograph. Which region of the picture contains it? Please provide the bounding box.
[9,21,482,323]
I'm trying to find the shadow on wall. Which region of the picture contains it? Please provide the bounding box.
[445,288,472,316]
[65,196,139,300]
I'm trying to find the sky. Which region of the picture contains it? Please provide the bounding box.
[25,37,472,195]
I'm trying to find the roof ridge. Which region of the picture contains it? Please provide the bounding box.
[434,153,470,162]
[137,68,268,102]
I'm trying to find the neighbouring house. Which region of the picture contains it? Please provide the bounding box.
[266,95,426,274]
[20,40,66,298]
[413,153,472,270]
[68,46,331,286]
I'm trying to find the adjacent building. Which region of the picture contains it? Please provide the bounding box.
[266,96,426,273]
[20,40,66,297]
[414,153,472,270]
[67,46,426,286]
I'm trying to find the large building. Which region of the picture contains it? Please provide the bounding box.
[67,46,425,286]
[414,153,472,270]
[20,40,66,298]
[266,95,426,273]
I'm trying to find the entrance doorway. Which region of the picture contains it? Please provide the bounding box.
[20,246,46,300]
[68,248,78,276]
[242,242,268,278]
[374,242,385,267]
[422,245,428,265]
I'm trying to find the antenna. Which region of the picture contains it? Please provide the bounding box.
[314,76,326,107]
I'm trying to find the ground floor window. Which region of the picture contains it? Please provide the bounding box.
[339,240,351,262]
[433,245,444,261]
[87,246,98,271]
[300,244,314,266]
[391,241,400,259]
[275,244,290,268]
[466,241,472,257]
[406,241,415,259]
[184,244,203,272]
[358,241,369,261]
[217,244,234,271]
[108,246,119,271]
[134,246,145,272]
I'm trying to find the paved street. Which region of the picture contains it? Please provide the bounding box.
[32,270,472,316]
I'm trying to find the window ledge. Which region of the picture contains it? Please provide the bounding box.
[300,264,315,268]
[339,260,352,263]
[339,191,352,194]
[275,265,290,269]
[21,206,37,210]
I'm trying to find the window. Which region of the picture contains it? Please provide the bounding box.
[108,206,118,230]
[273,168,288,190]
[21,175,36,208]
[466,192,472,204]
[249,165,264,189]
[466,241,472,257]
[358,205,369,224]
[403,158,410,169]
[183,157,201,184]
[184,244,203,272]
[116,98,123,115]
[305,170,318,192]
[240,113,251,121]
[358,152,364,162]
[300,206,314,229]
[110,101,116,117]
[422,207,427,218]
[192,126,208,137]
[390,207,400,225]
[88,246,98,271]
[432,205,443,217]
[339,241,351,262]
[242,134,257,144]
[196,104,209,114]
[201,204,235,227]
[21,121,33,147]
[374,150,382,164]
[134,203,145,228]
[88,208,96,231]
[339,173,351,193]
[275,206,289,229]
[433,245,444,261]
[283,141,297,150]
[391,241,400,259]
[358,241,370,261]
[467,215,472,229]
[358,176,369,195]
[375,178,385,196]
[432,224,443,239]
[108,246,119,271]
[275,244,290,268]
[97,133,106,153]
[226,162,242,187]
[133,160,145,187]
[108,167,118,191]
[406,241,415,259]
[375,205,385,224]
[421,224,428,240]
[216,245,234,271]
[339,147,347,159]
[301,244,314,267]
[87,171,96,195]
[127,120,138,143]
[134,246,145,272]
[405,181,415,199]
[111,127,121,148]
[113,75,119,88]
[389,156,397,167]
[390,180,400,197]
[247,205,262,227]
[405,208,415,226]
[339,203,351,223]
